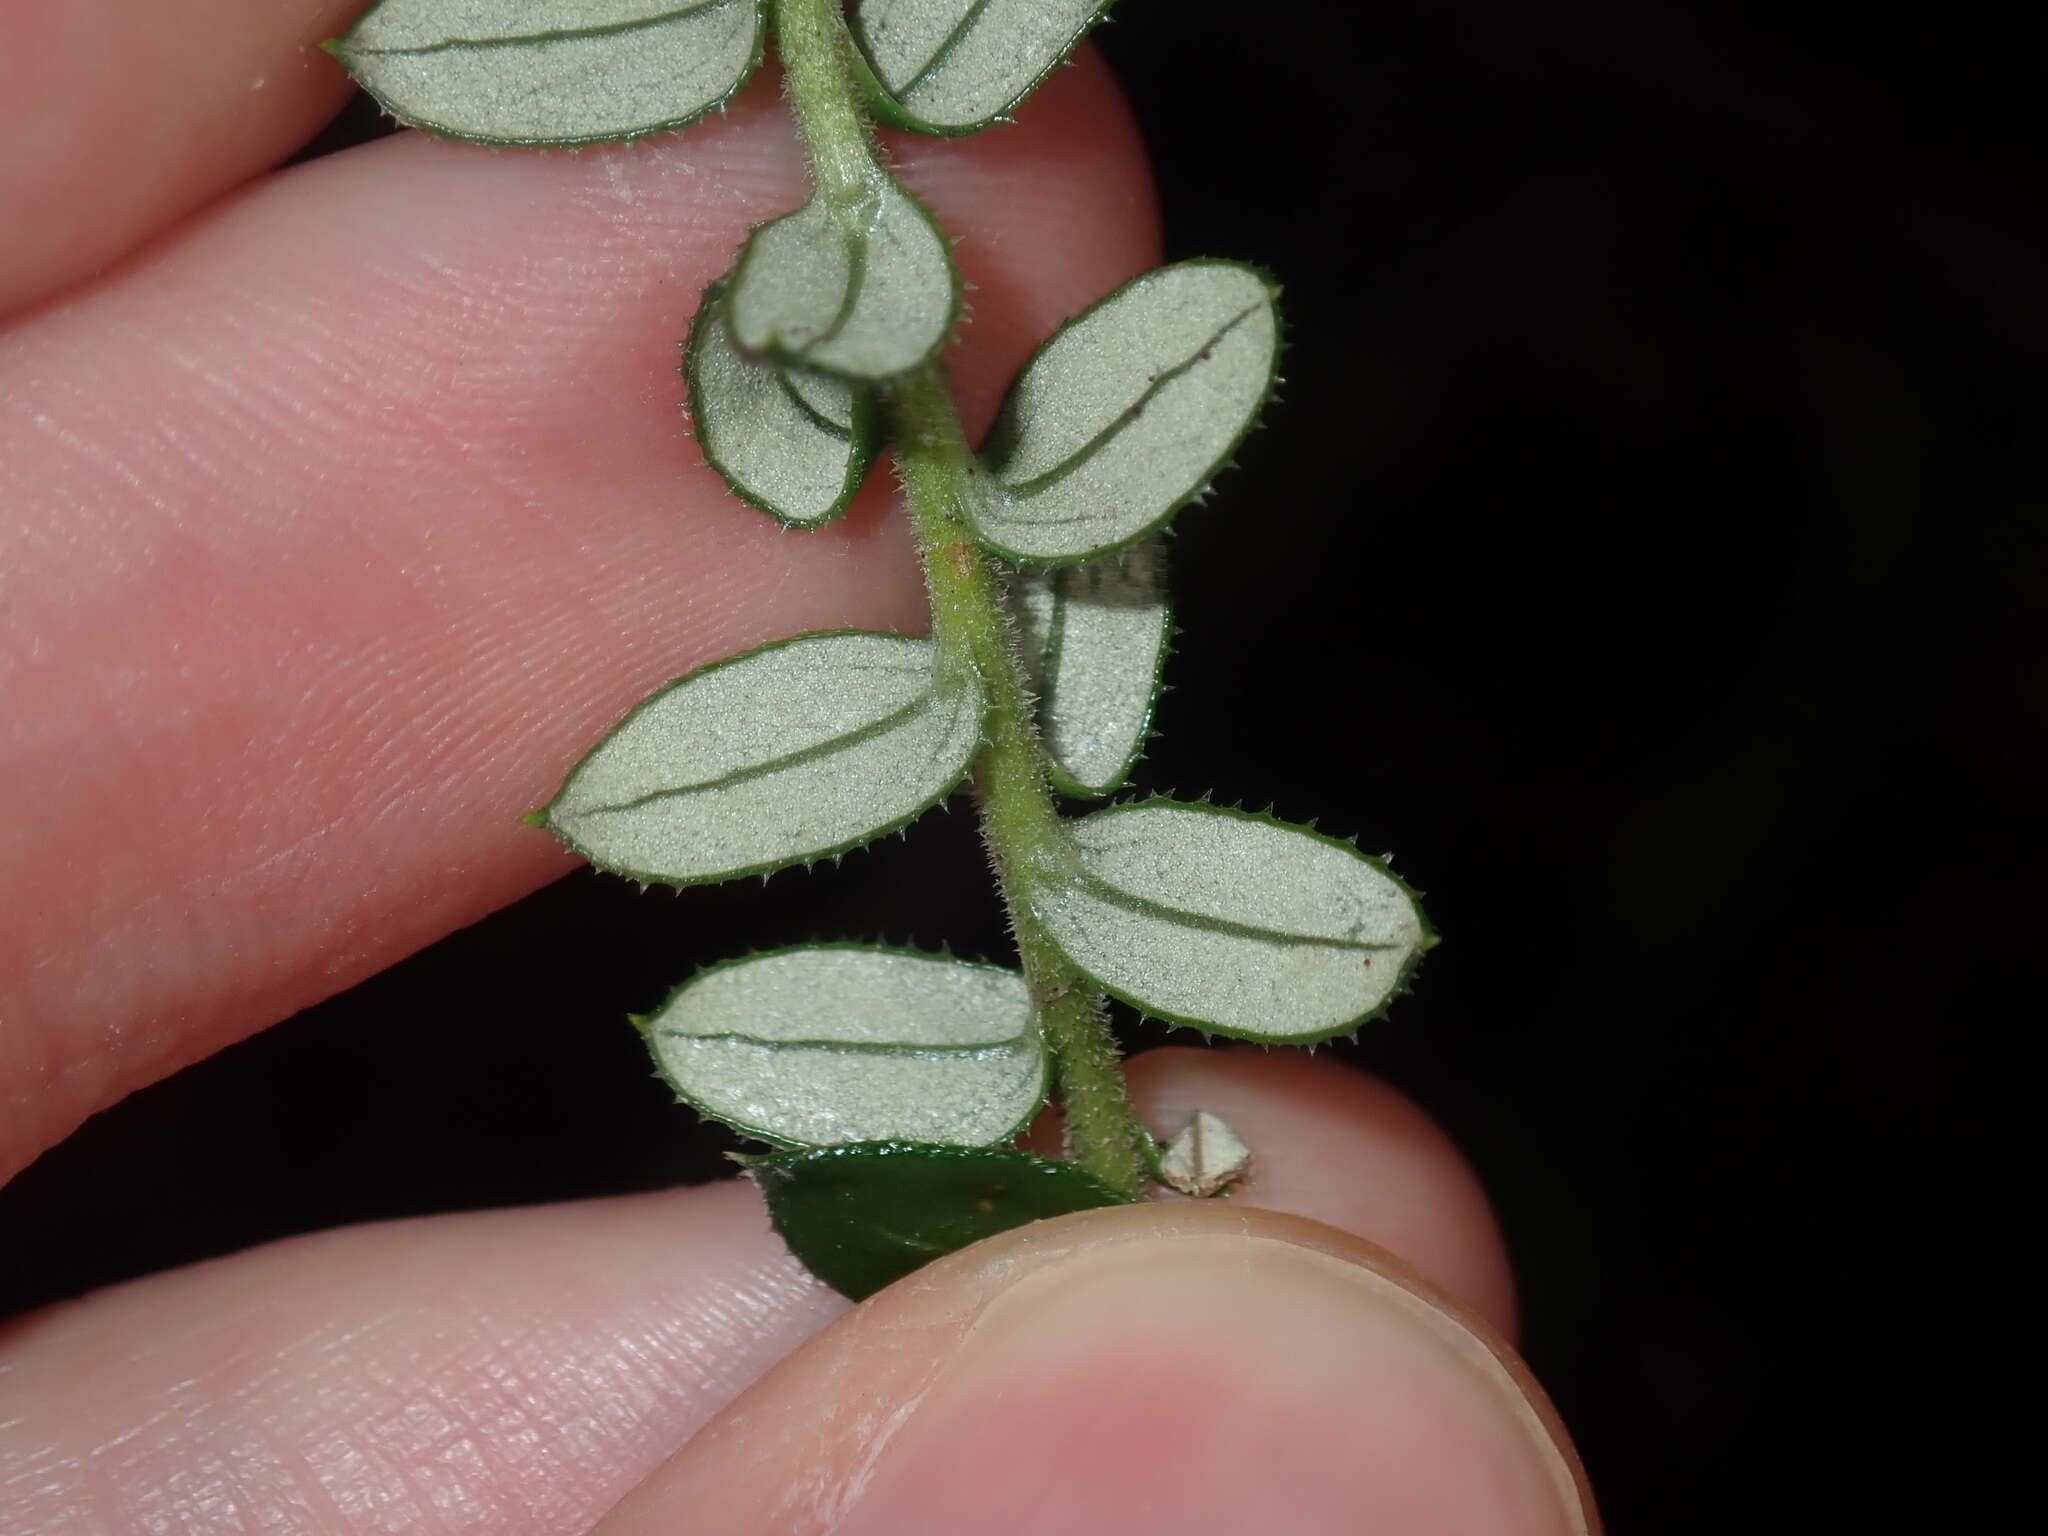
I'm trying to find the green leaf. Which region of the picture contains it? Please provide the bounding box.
[1009,539,1169,798]
[327,0,765,147]
[1030,800,1434,1043]
[643,946,1045,1147]
[848,0,1114,136]
[967,260,1281,564]
[752,1141,1133,1299]
[725,178,958,380]
[685,279,879,527]
[540,631,983,886]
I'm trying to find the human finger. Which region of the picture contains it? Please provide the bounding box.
[592,1205,1597,1536]
[0,1182,842,1533]
[1122,1046,1518,1335]
[0,0,364,316]
[0,56,1157,1184]
[0,1019,1509,1532]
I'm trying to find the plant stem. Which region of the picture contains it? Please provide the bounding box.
[769,0,1152,1198]
[890,367,1151,1198]
[770,0,883,202]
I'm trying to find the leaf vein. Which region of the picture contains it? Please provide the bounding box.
[1065,868,1400,954]
[806,220,875,356]
[578,687,941,816]
[773,369,854,440]
[348,0,743,58]
[1001,303,1263,500]
[659,1030,1023,1056]
[898,0,1001,95]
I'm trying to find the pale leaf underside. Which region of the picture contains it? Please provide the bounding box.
[970,260,1279,563]
[543,631,983,885]
[1010,540,1168,797]
[645,946,1045,1147]
[1031,801,1432,1042]
[850,0,1110,134]
[727,179,956,379]
[687,280,875,526]
[332,0,764,146]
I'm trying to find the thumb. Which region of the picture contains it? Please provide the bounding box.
[592,1204,1598,1536]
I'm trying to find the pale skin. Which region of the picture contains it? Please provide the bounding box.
[0,5,1598,1531]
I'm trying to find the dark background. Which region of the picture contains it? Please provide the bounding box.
[4,3,2024,1530]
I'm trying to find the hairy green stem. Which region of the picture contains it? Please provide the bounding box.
[890,368,1151,1198]
[771,0,883,202]
[769,0,1151,1197]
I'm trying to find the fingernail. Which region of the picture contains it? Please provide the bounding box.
[818,1231,1593,1536]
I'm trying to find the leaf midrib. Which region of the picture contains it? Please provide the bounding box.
[659,1029,1025,1057]
[773,367,854,441]
[348,0,743,58]
[895,0,1001,95]
[1062,866,1402,955]
[1000,302,1262,501]
[578,682,942,817]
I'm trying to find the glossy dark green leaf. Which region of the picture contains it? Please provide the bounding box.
[328,0,765,147]
[848,0,1113,136]
[752,1141,1132,1299]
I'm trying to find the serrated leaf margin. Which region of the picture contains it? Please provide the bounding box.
[636,941,1048,1149]
[683,276,882,528]
[964,257,1285,568]
[535,628,982,889]
[1030,796,1437,1045]
[725,176,962,382]
[845,0,1118,138]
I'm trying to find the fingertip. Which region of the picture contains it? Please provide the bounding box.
[0,41,1160,1177]
[1125,1046,1520,1336]
[0,1180,848,1533]
[0,0,362,316]
[594,1206,1595,1536]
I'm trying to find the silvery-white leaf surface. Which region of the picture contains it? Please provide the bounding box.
[643,946,1045,1147]
[686,279,877,527]
[969,260,1279,563]
[542,631,983,885]
[329,0,763,146]
[849,0,1112,135]
[726,180,956,379]
[1009,540,1168,797]
[1030,800,1432,1042]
